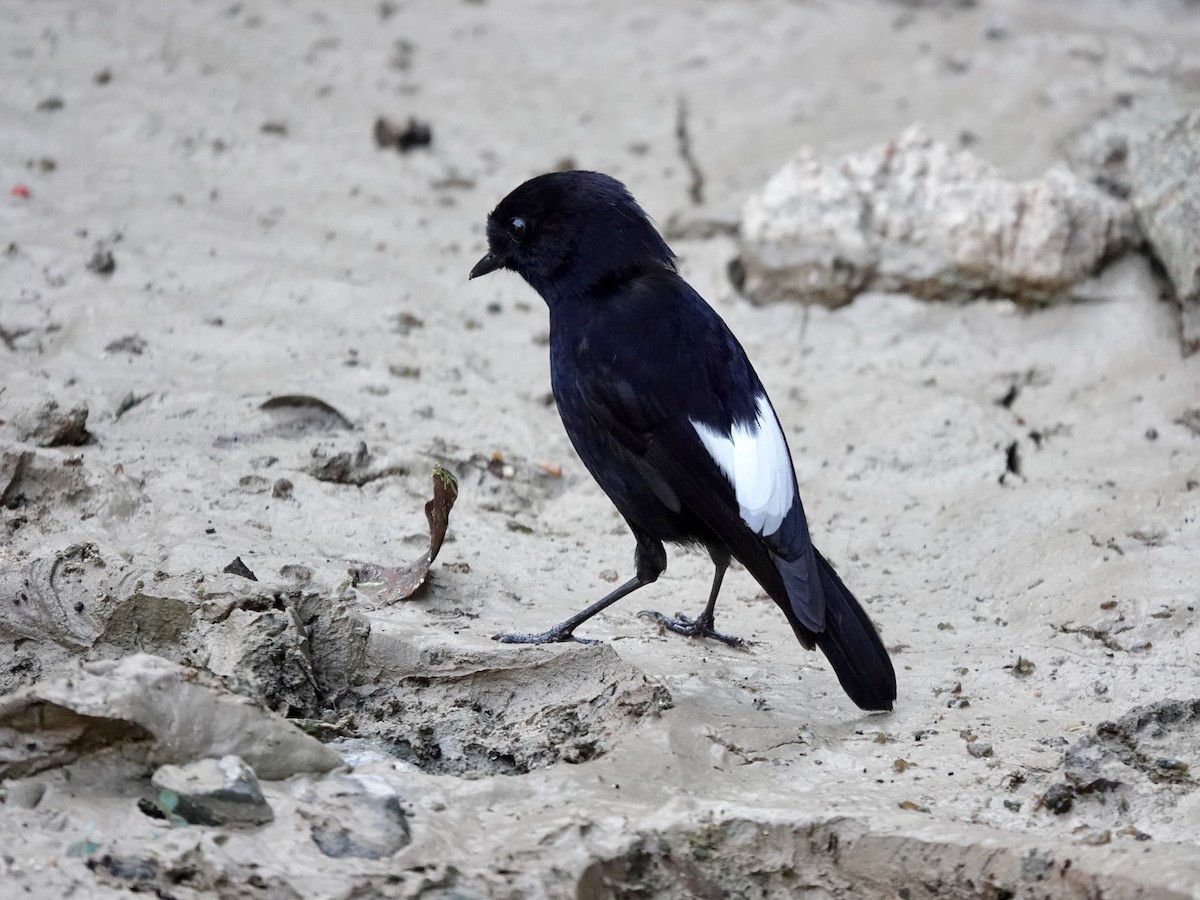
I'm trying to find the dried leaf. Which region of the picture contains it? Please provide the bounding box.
[353,464,459,603]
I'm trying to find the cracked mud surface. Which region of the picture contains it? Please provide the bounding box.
[2,1,1200,898]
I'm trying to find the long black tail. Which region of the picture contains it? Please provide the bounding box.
[811,548,897,712]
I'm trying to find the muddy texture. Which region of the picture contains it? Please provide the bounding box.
[2,1,1200,898]
[342,638,673,776]
[0,655,341,781]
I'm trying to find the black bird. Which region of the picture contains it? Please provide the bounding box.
[469,171,897,712]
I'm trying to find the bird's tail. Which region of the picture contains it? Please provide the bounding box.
[811,549,896,712]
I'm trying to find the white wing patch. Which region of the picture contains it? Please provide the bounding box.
[691,394,795,536]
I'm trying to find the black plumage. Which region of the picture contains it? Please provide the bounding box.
[469,171,897,712]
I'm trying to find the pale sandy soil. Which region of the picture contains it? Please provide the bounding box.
[2,1,1200,898]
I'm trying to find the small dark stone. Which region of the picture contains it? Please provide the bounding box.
[1075,777,1121,795]
[727,256,747,292]
[1042,783,1075,814]
[88,854,158,881]
[87,246,116,276]
[105,334,146,355]
[1154,757,1189,779]
[1004,441,1021,477]
[223,556,258,581]
[1006,656,1036,677]
[137,797,167,820]
[373,116,432,153]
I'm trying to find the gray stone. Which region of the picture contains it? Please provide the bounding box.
[301,773,411,860]
[738,126,1136,308]
[8,397,91,447]
[1129,111,1200,355]
[151,755,273,826]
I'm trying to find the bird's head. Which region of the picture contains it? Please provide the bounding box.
[469,171,676,305]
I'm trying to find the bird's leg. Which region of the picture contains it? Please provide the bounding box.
[494,530,667,645]
[493,575,651,645]
[639,552,745,647]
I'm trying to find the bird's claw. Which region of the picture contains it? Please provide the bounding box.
[492,628,600,645]
[637,610,745,647]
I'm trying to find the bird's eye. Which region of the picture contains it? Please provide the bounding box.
[506,216,527,242]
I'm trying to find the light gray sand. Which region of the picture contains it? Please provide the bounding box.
[2,1,1200,897]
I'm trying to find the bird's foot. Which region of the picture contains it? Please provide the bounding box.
[637,610,745,648]
[492,625,600,645]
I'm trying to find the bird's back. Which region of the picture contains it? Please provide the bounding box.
[547,269,808,582]
[547,269,744,546]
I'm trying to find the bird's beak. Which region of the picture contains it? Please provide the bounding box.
[469,252,504,280]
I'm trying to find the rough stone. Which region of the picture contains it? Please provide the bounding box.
[300,773,411,859]
[738,125,1136,307]
[7,397,91,447]
[150,755,274,826]
[1128,111,1200,355]
[966,741,994,759]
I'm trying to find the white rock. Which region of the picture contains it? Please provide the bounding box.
[739,126,1137,307]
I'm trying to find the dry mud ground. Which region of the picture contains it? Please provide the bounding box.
[3,1,1200,898]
